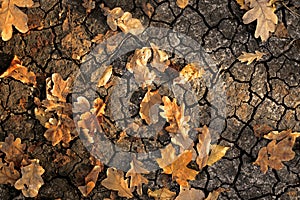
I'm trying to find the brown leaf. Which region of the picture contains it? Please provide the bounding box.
[150,43,169,72]
[238,51,266,65]
[73,96,91,113]
[196,125,211,170]
[139,89,162,124]
[0,159,20,185]
[125,156,149,195]
[78,165,103,197]
[0,134,26,166]
[0,0,34,41]
[236,0,249,10]
[46,73,72,102]
[176,0,189,9]
[0,56,37,86]
[148,188,176,200]
[207,145,229,166]
[175,186,205,200]
[253,124,274,138]
[92,97,106,122]
[142,2,154,18]
[254,130,300,173]
[242,0,278,41]
[101,168,133,198]
[205,188,227,200]
[156,144,198,187]
[176,63,205,84]
[82,0,95,13]
[14,159,45,198]
[274,22,289,38]
[97,65,113,88]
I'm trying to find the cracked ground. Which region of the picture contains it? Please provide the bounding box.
[0,0,300,199]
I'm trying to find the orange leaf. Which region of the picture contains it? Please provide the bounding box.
[139,89,162,124]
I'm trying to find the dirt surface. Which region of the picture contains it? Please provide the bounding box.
[0,0,300,199]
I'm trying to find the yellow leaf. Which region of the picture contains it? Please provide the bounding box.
[101,168,133,198]
[176,0,189,9]
[139,89,162,124]
[242,0,278,41]
[207,145,229,166]
[179,63,205,83]
[0,0,34,41]
[238,51,266,65]
[148,188,176,200]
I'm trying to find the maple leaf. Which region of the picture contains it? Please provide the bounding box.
[125,156,149,195]
[175,186,205,200]
[14,159,45,198]
[0,55,37,86]
[46,73,72,102]
[101,168,133,198]
[0,0,34,41]
[82,0,95,14]
[254,130,300,173]
[0,134,26,166]
[176,0,189,9]
[0,159,20,185]
[78,165,103,197]
[242,0,278,41]
[238,51,266,65]
[97,65,113,88]
[156,144,198,187]
[148,188,176,200]
[207,145,230,166]
[196,125,211,170]
[139,89,162,124]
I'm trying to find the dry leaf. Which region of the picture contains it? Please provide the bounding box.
[117,12,144,35]
[238,51,265,65]
[254,130,300,173]
[91,30,118,44]
[274,22,289,38]
[176,0,188,9]
[82,0,95,13]
[101,168,133,198]
[97,65,113,88]
[242,0,278,41]
[142,2,154,18]
[0,134,26,166]
[0,0,34,41]
[14,159,45,198]
[0,56,37,86]
[207,145,229,166]
[156,144,198,187]
[196,126,211,170]
[205,188,227,200]
[73,96,91,113]
[139,89,162,124]
[105,7,124,31]
[125,156,149,195]
[0,159,20,185]
[150,43,169,72]
[175,186,205,200]
[46,73,72,102]
[236,0,248,9]
[179,63,205,83]
[148,188,176,200]
[78,165,103,197]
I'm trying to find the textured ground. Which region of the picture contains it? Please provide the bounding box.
[0,0,300,199]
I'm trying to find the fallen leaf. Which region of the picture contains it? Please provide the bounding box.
[82,0,95,13]
[0,134,26,166]
[73,96,91,113]
[176,0,188,9]
[150,43,169,72]
[175,186,205,200]
[205,188,227,200]
[78,165,103,197]
[253,124,273,138]
[117,12,144,35]
[242,0,278,41]
[178,63,205,83]
[196,126,211,170]
[207,145,229,166]
[254,130,300,173]
[101,168,133,198]
[105,6,124,31]
[0,56,37,86]
[14,159,45,198]
[142,2,154,18]
[274,22,289,38]
[92,97,106,122]
[91,30,118,44]
[125,156,149,195]
[148,188,176,200]
[97,65,113,88]
[0,159,20,185]
[139,89,162,124]
[156,144,198,187]
[0,0,34,41]
[46,73,72,102]
[238,51,266,65]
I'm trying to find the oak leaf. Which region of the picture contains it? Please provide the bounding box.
[148,188,176,200]
[254,130,300,173]
[78,165,103,197]
[156,144,198,187]
[14,159,45,198]
[207,145,229,166]
[242,0,278,41]
[0,55,37,86]
[175,186,205,200]
[46,73,72,102]
[101,168,133,198]
[0,133,26,166]
[125,156,149,195]
[139,89,162,124]
[196,125,211,170]
[176,0,188,9]
[0,159,20,185]
[0,0,34,41]
[238,51,265,65]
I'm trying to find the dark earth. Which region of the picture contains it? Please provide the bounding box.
[0,0,300,199]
